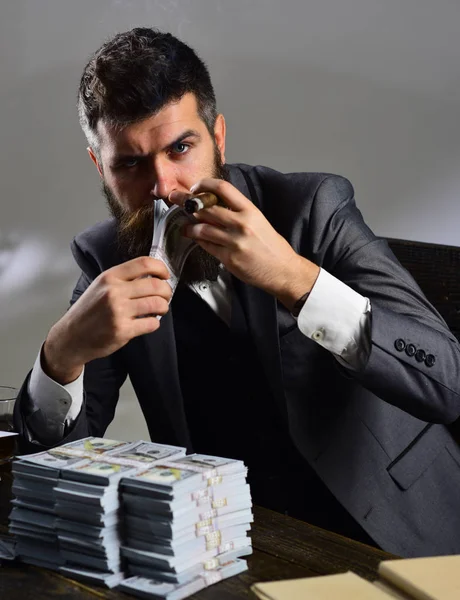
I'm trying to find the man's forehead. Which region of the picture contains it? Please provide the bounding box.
[97,93,203,152]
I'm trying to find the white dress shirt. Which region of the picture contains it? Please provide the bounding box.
[28,268,371,438]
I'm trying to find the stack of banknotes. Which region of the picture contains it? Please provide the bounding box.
[10,438,186,587]
[8,437,253,598]
[119,454,253,599]
[9,446,84,569]
[55,438,186,588]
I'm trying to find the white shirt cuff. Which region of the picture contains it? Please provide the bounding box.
[28,344,85,427]
[297,268,371,368]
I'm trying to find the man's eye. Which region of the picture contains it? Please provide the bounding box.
[122,158,139,168]
[171,142,190,155]
[113,158,139,170]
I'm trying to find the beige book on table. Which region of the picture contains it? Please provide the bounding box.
[378,554,460,600]
[251,555,460,600]
[250,571,408,600]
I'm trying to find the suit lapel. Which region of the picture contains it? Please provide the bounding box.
[232,277,287,421]
[228,166,287,421]
[137,310,193,450]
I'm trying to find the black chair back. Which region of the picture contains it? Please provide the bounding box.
[386,237,460,441]
[386,238,460,341]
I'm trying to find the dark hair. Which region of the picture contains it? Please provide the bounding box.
[78,27,217,152]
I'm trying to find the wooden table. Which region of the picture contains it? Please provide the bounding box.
[0,467,395,599]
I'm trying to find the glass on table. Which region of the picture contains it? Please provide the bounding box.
[0,386,18,466]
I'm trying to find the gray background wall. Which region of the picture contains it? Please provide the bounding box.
[1,0,459,440]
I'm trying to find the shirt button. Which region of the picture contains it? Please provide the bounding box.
[312,329,325,342]
[199,283,208,292]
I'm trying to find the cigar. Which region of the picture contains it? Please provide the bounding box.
[184,192,219,214]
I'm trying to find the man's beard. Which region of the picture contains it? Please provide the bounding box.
[103,149,227,285]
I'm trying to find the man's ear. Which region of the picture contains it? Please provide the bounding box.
[87,147,104,178]
[214,114,226,164]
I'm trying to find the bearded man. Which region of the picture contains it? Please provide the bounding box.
[14,27,460,557]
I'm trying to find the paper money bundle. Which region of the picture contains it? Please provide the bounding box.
[9,437,186,587]
[9,440,253,598]
[119,453,253,599]
[118,559,248,600]
[9,448,84,569]
[56,439,186,587]
[149,199,197,294]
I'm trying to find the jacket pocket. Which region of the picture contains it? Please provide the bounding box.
[387,424,444,490]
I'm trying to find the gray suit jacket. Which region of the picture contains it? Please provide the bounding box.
[15,164,460,557]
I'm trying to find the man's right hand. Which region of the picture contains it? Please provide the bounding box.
[42,257,172,385]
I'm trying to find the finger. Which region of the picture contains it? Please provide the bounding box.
[194,239,229,263]
[111,256,170,282]
[127,276,172,301]
[189,179,250,212]
[184,222,232,247]
[193,204,240,228]
[129,315,162,338]
[168,190,190,207]
[130,296,170,319]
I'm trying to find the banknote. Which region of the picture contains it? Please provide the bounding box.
[128,545,252,586]
[59,436,135,457]
[107,440,186,465]
[118,558,248,599]
[149,201,197,293]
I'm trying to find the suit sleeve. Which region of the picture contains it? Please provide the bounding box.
[304,175,460,424]
[14,243,128,454]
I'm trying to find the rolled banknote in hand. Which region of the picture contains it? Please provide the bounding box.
[149,199,197,295]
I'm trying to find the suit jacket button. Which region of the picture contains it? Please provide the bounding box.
[425,354,436,367]
[394,339,406,352]
[415,349,426,363]
[405,343,416,357]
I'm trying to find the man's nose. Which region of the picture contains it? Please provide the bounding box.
[149,161,176,203]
